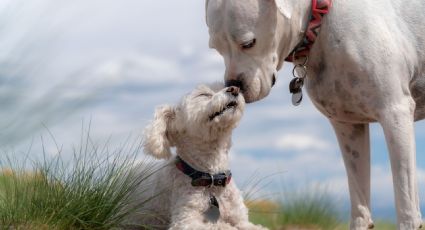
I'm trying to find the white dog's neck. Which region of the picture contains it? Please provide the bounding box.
[276,0,311,66]
[175,132,232,174]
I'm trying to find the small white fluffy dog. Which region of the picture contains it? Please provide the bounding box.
[132,83,266,230]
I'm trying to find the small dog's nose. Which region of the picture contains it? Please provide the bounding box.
[226,86,240,96]
[271,73,276,87]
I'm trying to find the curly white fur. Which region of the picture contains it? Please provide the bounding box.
[125,83,266,230]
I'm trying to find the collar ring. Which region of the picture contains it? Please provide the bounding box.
[208,174,214,188]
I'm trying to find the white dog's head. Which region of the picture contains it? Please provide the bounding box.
[206,0,300,103]
[143,83,245,159]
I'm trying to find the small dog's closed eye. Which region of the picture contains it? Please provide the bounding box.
[122,83,267,230]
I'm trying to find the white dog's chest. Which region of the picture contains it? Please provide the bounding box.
[303,64,379,123]
[304,63,425,123]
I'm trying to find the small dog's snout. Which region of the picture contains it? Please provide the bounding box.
[226,86,240,96]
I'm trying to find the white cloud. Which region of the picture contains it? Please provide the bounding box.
[93,55,185,86]
[275,133,331,152]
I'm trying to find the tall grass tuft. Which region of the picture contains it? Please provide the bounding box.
[275,186,341,229]
[0,132,160,230]
[249,190,341,229]
[246,177,342,230]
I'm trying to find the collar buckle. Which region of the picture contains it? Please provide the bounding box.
[176,156,232,188]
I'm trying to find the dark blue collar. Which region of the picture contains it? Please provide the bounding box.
[175,156,232,187]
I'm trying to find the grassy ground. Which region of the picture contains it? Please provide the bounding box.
[334,222,396,230]
[0,134,397,229]
[0,163,398,230]
[0,135,161,230]
[248,200,397,230]
[247,189,340,230]
[242,173,398,230]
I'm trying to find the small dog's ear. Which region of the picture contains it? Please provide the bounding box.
[143,105,175,159]
[274,0,292,19]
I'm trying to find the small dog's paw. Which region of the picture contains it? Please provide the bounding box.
[214,223,238,230]
[255,225,269,230]
[236,223,268,230]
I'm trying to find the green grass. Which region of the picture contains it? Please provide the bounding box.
[248,187,340,230]
[335,221,396,230]
[0,133,161,230]
[249,202,396,230]
[246,185,397,230]
[0,132,398,230]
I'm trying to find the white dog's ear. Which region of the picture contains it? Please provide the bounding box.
[205,0,210,14]
[274,0,293,19]
[205,0,211,25]
[205,0,223,26]
[143,105,176,159]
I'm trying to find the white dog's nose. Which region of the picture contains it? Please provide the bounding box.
[226,86,240,97]
[225,79,243,89]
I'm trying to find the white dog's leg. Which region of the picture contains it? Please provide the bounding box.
[211,183,267,230]
[168,191,239,230]
[331,121,374,230]
[233,220,268,230]
[224,194,268,230]
[379,100,422,229]
[169,217,238,230]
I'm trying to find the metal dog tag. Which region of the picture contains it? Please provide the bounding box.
[204,195,220,223]
[289,78,304,106]
[289,78,304,94]
[292,91,303,106]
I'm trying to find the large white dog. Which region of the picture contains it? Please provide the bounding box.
[205,0,425,229]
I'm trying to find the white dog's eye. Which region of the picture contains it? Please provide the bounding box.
[241,39,256,49]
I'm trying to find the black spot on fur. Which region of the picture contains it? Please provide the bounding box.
[319,100,327,108]
[347,72,360,88]
[334,81,351,102]
[317,60,326,78]
[344,144,351,153]
[343,110,355,116]
[351,150,360,159]
[349,124,364,141]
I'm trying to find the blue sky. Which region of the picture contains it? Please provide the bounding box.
[1,0,424,220]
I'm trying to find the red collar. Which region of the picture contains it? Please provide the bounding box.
[285,0,332,62]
